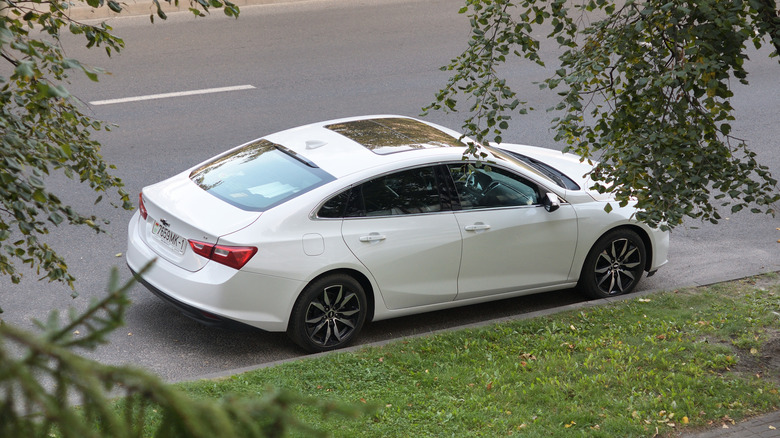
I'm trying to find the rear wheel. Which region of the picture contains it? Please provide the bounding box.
[579,229,646,299]
[288,274,367,353]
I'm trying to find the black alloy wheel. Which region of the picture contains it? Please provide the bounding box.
[579,229,646,299]
[288,274,367,353]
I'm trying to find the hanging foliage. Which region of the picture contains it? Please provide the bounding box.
[426,0,779,229]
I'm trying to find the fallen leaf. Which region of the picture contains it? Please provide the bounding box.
[115,253,123,257]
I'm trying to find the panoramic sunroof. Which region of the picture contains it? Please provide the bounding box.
[325,118,464,155]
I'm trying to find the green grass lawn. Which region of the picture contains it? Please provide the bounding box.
[171,274,780,437]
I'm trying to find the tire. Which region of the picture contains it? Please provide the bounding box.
[579,229,646,299]
[288,274,367,353]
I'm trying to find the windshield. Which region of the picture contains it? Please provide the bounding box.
[190,139,335,211]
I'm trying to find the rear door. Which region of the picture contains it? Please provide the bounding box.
[338,165,462,309]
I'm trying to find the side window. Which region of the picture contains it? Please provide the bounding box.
[318,188,364,218]
[361,166,442,216]
[449,165,540,210]
[318,190,351,218]
[318,167,444,218]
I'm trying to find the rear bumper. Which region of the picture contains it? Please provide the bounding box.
[128,264,255,330]
[126,210,303,332]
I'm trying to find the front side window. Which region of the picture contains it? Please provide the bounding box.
[190,140,334,211]
[318,167,444,218]
[449,165,540,210]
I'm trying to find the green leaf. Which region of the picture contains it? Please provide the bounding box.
[14,61,35,79]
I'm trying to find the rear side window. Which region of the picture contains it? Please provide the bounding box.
[190,139,334,211]
[318,166,445,218]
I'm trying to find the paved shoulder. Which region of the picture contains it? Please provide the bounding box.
[677,411,780,438]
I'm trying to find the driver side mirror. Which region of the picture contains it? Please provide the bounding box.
[543,192,560,212]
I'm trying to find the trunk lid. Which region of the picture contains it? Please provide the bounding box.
[139,172,261,271]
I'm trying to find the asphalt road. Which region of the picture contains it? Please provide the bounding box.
[1,0,778,382]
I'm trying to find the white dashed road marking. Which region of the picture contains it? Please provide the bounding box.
[90,85,256,105]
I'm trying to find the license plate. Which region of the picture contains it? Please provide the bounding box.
[151,220,188,255]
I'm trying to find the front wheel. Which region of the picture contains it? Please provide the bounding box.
[288,274,367,353]
[579,229,646,299]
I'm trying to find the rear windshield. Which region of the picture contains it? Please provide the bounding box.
[189,139,335,211]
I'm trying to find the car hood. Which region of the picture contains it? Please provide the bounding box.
[495,143,613,201]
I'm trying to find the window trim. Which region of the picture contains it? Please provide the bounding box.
[312,161,569,220]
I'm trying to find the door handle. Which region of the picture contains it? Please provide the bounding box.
[359,233,387,242]
[464,223,491,231]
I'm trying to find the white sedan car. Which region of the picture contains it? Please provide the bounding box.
[127,115,668,352]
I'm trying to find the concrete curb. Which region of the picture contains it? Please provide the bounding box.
[190,272,777,382]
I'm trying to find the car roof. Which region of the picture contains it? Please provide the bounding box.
[262,115,474,178]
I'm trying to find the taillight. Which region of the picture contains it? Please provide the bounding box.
[138,192,148,220]
[189,240,257,270]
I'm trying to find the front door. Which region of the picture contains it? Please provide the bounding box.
[448,164,578,299]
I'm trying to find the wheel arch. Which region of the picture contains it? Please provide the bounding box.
[600,224,654,272]
[291,268,377,329]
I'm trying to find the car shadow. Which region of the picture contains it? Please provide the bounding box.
[118,286,586,381]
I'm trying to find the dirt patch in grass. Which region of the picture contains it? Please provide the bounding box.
[733,274,780,382]
[733,329,780,384]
